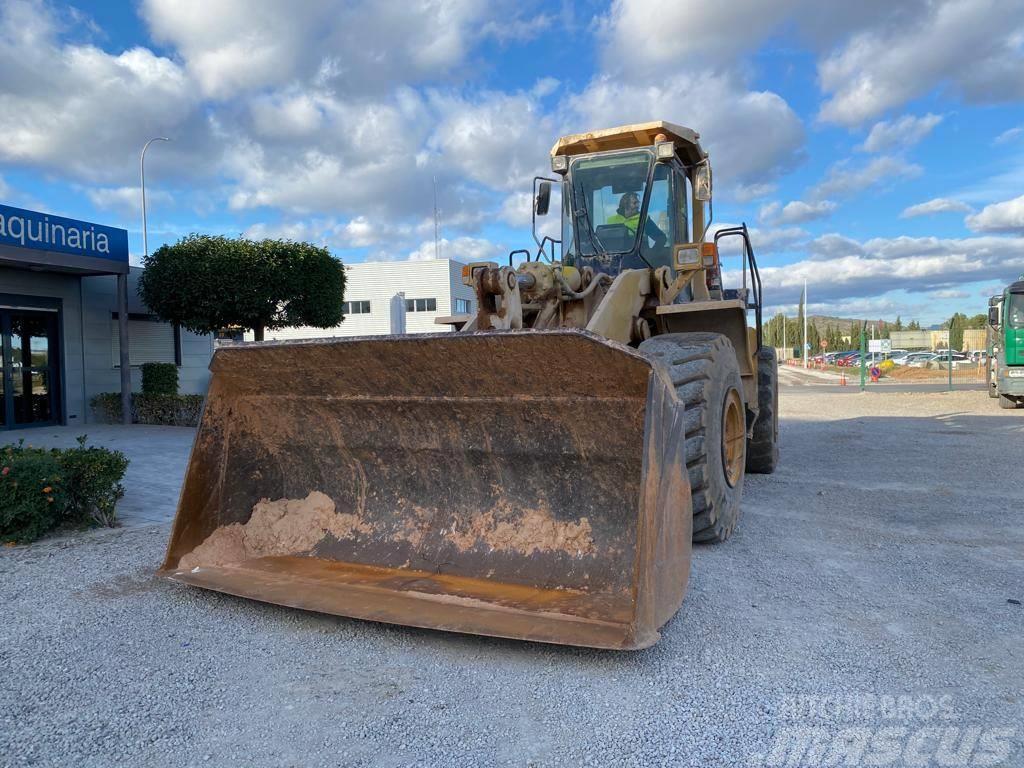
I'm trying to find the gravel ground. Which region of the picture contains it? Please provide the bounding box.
[2,389,1022,767]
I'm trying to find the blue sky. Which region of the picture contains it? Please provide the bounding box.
[1,0,1023,324]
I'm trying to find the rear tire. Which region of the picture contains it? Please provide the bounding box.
[746,346,779,474]
[639,333,746,543]
[999,394,1019,409]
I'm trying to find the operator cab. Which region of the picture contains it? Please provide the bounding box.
[1008,282,1024,330]
[561,147,688,275]
[542,121,710,278]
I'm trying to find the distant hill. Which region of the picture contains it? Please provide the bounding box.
[806,315,893,334]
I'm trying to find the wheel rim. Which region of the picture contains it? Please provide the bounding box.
[722,388,744,487]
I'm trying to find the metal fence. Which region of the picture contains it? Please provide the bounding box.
[781,348,989,390]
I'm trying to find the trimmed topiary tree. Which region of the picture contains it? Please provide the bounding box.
[138,235,345,341]
[140,362,178,395]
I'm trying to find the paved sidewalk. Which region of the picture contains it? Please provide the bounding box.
[0,424,195,527]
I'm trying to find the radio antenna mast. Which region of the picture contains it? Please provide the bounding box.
[433,176,441,260]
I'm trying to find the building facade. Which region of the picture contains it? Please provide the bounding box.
[0,203,212,431]
[247,258,475,341]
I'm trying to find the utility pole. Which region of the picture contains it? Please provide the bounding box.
[782,314,787,358]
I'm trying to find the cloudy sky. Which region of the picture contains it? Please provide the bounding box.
[1,0,1023,324]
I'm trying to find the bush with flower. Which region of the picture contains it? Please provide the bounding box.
[0,437,129,543]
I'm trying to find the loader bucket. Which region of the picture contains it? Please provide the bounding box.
[161,329,692,650]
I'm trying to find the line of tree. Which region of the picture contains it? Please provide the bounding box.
[764,309,992,352]
[940,312,988,351]
[139,234,346,341]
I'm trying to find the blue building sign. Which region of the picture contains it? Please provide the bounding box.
[0,203,129,271]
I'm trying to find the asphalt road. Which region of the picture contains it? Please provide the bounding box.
[2,389,1022,767]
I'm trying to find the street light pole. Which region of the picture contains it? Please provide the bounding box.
[140,137,170,259]
[118,137,170,425]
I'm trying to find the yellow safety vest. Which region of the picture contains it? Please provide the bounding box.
[607,213,640,234]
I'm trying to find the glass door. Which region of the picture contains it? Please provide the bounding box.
[1,308,60,429]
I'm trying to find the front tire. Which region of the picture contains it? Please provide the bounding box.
[746,346,779,474]
[640,333,746,543]
[987,358,999,398]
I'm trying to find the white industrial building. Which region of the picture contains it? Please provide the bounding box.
[247,258,476,341]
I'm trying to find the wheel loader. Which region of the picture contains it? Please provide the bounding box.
[161,121,779,650]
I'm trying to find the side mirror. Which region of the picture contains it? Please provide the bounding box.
[694,163,712,202]
[535,181,551,216]
[988,306,1000,326]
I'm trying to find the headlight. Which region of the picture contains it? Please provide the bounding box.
[676,246,700,267]
[656,141,675,160]
[551,155,569,174]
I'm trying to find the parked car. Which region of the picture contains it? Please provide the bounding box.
[933,351,973,368]
[837,352,863,367]
[902,352,941,367]
[888,351,919,365]
[825,351,854,364]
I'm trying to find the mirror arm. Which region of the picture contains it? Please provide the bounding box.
[531,175,560,256]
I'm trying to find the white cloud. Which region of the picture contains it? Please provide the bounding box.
[994,126,1024,145]
[141,0,500,99]
[930,288,969,300]
[711,223,809,257]
[599,0,798,75]
[243,215,434,251]
[759,200,836,225]
[818,0,1024,126]
[86,186,173,218]
[900,198,972,218]
[568,72,804,187]
[751,227,810,254]
[965,194,1024,233]
[480,13,552,44]
[498,190,561,243]
[405,236,504,263]
[859,114,942,152]
[243,220,323,243]
[530,77,560,99]
[753,233,1024,306]
[428,89,556,193]
[811,156,921,200]
[733,182,777,203]
[222,89,441,217]
[0,0,206,182]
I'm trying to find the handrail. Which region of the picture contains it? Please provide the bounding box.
[713,224,763,350]
[508,249,531,267]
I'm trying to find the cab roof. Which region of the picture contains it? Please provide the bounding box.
[1010,280,1024,294]
[551,121,707,165]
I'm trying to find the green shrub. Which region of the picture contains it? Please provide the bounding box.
[90,392,121,423]
[0,442,67,542]
[134,394,204,426]
[0,437,128,543]
[90,392,204,427]
[58,436,129,527]
[141,362,179,395]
